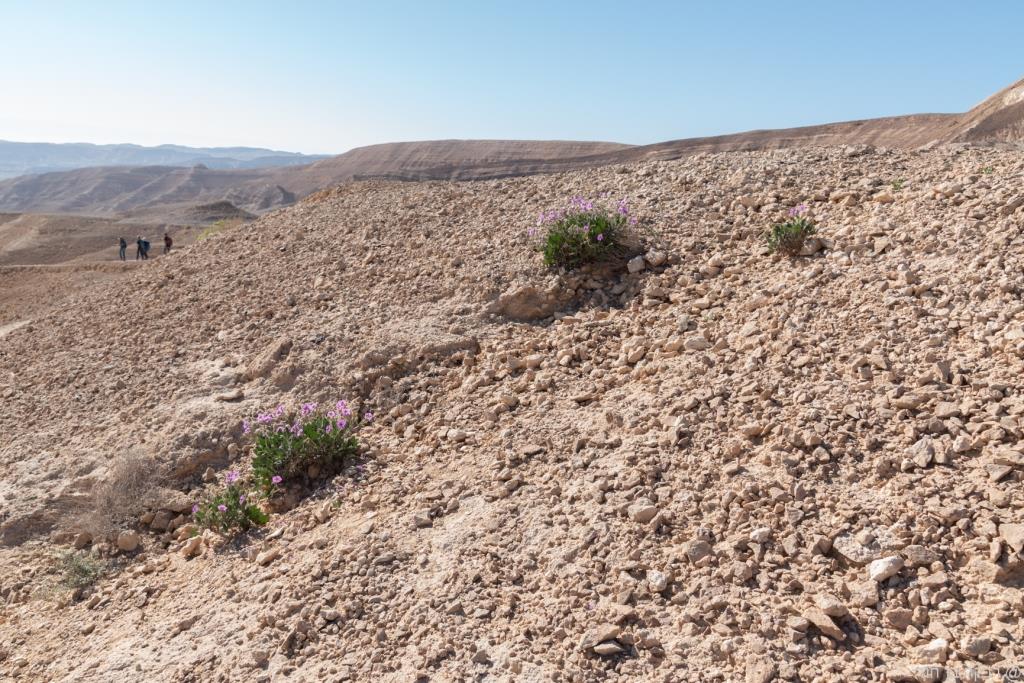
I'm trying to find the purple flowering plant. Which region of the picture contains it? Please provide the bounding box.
[766,203,817,256]
[193,476,269,534]
[531,196,638,268]
[247,400,365,495]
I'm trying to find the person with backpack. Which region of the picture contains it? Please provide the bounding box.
[163,232,173,255]
[118,237,127,261]
[136,235,149,260]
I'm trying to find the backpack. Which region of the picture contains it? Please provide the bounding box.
[142,239,151,252]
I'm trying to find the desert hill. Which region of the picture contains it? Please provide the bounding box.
[1,144,1024,680]
[280,138,635,186]
[0,165,296,216]
[0,76,1022,223]
[0,141,631,217]
[0,140,327,180]
[950,77,1024,143]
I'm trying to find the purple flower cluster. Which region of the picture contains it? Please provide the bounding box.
[788,203,809,217]
[245,398,368,495]
[529,194,645,268]
[569,196,595,211]
[533,196,638,233]
[330,399,352,417]
[536,208,567,226]
[249,405,286,433]
[244,400,368,439]
[531,197,637,234]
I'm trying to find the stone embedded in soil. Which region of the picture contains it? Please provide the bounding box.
[180,536,203,558]
[814,593,848,618]
[593,641,624,656]
[628,499,659,523]
[1000,523,1024,553]
[802,606,845,641]
[116,531,140,552]
[627,255,646,274]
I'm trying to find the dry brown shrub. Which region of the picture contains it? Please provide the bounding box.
[82,451,165,540]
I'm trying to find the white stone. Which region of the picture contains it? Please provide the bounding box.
[626,255,646,274]
[646,569,670,592]
[868,555,904,582]
[915,638,948,664]
[593,641,624,656]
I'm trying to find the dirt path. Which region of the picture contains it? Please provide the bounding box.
[0,262,141,326]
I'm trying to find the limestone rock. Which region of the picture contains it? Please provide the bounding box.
[244,337,292,381]
[802,606,845,641]
[999,523,1024,554]
[627,255,646,274]
[869,556,904,582]
[116,531,140,552]
[487,282,567,321]
[181,535,203,558]
[628,499,659,524]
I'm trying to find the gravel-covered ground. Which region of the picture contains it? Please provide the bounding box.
[1,145,1024,682]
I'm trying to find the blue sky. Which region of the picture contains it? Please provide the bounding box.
[0,1,1021,154]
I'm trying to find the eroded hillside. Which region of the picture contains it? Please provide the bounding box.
[1,76,1022,223]
[1,146,1024,682]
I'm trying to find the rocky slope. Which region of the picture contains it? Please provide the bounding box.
[1,145,1024,682]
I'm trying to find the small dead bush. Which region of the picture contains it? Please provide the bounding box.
[83,451,164,540]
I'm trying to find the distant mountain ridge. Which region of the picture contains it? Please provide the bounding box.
[0,140,329,179]
[0,75,1021,219]
[0,141,631,217]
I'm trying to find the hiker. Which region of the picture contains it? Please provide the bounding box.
[118,237,127,261]
[163,232,173,255]
[136,235,149,261]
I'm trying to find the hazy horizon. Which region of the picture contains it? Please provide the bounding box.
[1,1,1021,155]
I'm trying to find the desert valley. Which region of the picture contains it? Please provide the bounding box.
[1,66,1024,683]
